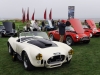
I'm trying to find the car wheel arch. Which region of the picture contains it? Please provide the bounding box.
[22,51,34,71]
[21,50,26,60]
[21,49,34,66]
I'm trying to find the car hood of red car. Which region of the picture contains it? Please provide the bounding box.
[69,19,84,33]
[86,19,97,30]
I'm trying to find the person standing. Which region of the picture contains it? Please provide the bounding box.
[41,20,45,31]
[58,20,66,42]
[99,22,100,28]
[51,19,54,26]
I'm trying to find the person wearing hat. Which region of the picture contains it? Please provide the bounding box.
[58,20,66,42]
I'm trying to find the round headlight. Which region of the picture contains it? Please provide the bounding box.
[36,53,42,60]
[68,49,73,55]
[76,35,79,38]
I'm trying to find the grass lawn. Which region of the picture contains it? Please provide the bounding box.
[0,21,100,75]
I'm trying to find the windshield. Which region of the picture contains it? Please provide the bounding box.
[33,31,49,39]
[65,26,75,31]
[20,32,34,37]
[20,31,49,40]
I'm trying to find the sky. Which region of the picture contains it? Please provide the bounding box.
[0,0,100,19]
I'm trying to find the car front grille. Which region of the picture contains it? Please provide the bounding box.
[47,55,65,64]
[81,37,89,40]
[96,32,100,35]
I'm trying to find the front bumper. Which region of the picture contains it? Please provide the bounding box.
[79,37,90,42]
[34,55,72,68]
[93,32,100,36]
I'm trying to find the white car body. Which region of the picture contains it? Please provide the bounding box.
[7,31,73,70]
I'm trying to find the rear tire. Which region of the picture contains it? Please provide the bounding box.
[23,52,34,71]
[8,43,14,55]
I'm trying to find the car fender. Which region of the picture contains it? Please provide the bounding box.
[65,34,74,41]
[22,47,42,67]
[8,37,18,51]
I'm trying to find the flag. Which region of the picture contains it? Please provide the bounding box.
[44,9,47,19]
[22,8,25,23]
[32,9,35,20]
[22,8,24,14]
[49,8,52,20]
[27,7,29,21]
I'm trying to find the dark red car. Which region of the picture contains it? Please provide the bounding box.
[83,19,100,37]
[48,19,90,46]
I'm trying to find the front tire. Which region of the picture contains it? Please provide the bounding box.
[66,36,74,46]
[12,52,17,61]
[23,52,34,71]
[66,59,71,64]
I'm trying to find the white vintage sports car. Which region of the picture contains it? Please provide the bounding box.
[7,31,73,71]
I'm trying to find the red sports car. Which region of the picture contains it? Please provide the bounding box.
[83,19,100,37]
[48,19,90,46]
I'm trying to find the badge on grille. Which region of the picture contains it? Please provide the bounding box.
[54,52,61,55]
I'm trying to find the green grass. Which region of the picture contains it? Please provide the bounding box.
[0,21,100,75]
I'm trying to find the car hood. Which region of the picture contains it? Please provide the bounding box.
[3,22,13,33]
[78,33,89,38]
[86,19,97,30]
[41,46,71,60]
[69,18,84,34]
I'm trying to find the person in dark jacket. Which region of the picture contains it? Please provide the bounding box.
[58,20,66,42]
[41,20,45,31]
[51,19,54,26]
[99,22,100,28]
[84,20,90,28]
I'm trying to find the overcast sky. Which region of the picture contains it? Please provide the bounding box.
[0,0,100,19]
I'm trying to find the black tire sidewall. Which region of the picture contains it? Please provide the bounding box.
[23,52,33,71]
[66,36,74,46]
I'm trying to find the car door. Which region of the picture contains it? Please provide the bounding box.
[16,38,26,55]
[54,30,60,40]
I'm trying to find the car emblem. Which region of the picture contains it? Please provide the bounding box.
[54,52,61,55]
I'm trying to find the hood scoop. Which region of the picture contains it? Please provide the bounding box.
[27,38,57,48]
